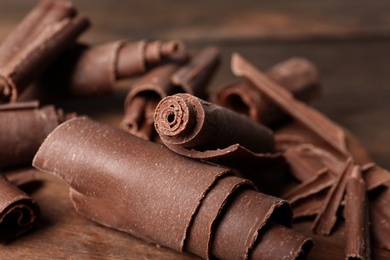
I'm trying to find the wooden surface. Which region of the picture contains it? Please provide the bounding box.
[1,0,390,259]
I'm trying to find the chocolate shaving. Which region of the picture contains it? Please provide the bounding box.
[283,170,335,204]
[0,175,39,241]
[0,102,66,169]
[312,158,353,235]
[33,117,311,259]
[345,166,370,260]
[292,189,329,218]
[370,195,390,250]
[212,57,320,127]
[155,93,280,170]
[231,53,349,156]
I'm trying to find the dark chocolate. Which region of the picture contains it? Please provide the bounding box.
[231,53,349,156]
[212,57,320,127]
[33,117,311,259]
[345,166,370,260]
[0,175,39,241]
[0,15,90,103]
[0,102,65,169]
[154,93,279,170]
[312,158,353,235]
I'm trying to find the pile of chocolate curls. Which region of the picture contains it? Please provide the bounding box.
[1,1,390,259]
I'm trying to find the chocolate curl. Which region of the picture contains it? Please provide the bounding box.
[0,0,76,67]
[154,93,279,170]
[231,53,349,156]
[185,177,254,258]
[33,117,311,259]
[312,158,353,235]
[345,166,370,260]
[121,63,180,140]
[0,175,39,241]
[212,57,320,127]
[171,46,221,99]
[250,221,313,259]
[211,189,297,259]
[116,39,188,79]
[22,40,189,102]
[33,117,231,252]
[0,15,90,103]
[292,189,329,218]
[0,101,67,169]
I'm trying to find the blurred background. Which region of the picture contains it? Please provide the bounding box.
[0,1,389,165]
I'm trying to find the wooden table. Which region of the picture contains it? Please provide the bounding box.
[1,0,390,259]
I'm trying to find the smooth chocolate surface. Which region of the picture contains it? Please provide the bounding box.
[0,102,64,169]
[212,57,320,127]
[0,174,39,241]
[155,93,279,170]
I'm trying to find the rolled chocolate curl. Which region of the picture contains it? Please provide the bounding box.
[0,101,66,169]
[345,166,370,260]
[155,93,279,170]
[121,63,180,140]
[212,57,320,127]
[0,15,90,103]
[0,174,39,241]
[33,117,311,259]
[0,0,76,67]
[19,39,189,102]
[171,46,220,99]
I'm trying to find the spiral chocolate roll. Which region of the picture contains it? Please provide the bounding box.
[155,93,278,170]
[33,117,312,259]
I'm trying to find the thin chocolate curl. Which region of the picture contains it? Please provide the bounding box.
[212,57,320,127]
[154,93,279,170]
[0,175,39,241]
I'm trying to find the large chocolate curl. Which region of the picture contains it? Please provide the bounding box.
[0,102,65,169]
[0,174,39,241]
[121,46,219,141]
[19,39,189,102]
[33,117,312,259]
[0,13,90,103]
[0,0,76,67]
[154,93,279,170]
[212,57,320,127]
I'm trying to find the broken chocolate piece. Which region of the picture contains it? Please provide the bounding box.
[0,15,90,103]
[0,175,39,241]
[212,57,320,126]
[231,53,349,156]
[0,102,65,169]
[345,166,370,260]
[33,117,311,259]
[155,93,279,170]
[312,158,353,235]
